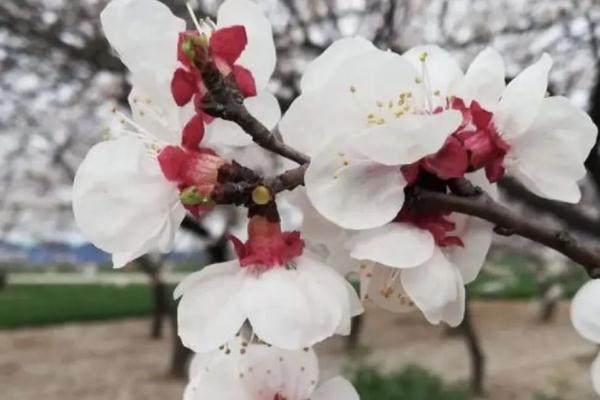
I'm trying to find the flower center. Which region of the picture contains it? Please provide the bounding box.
[229,216,305,272]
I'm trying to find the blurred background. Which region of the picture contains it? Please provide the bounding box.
[1,0,600,399]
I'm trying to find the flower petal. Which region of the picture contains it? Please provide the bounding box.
[401,248,465,326]
[313,377,359,400]
[571,280,600,344]
[72,137,183,259]
[403,45,463,99]
[176,261,247,352]
[217,0,276,88]
[242,254,357,349]
[101,0,184,91]
[300,36,376,93]
[494,53,552,139]
[506,96,597,203]
[280,49,419,158]
[451,47,505,110]
[241,345,319,400]
[348,223,435,269]
[350,110,462,166]
[362,264,418,313]
[305,139,406,230]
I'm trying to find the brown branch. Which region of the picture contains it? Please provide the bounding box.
[201,64,310,165]
[414,178,600,278]
[199,56,600,278]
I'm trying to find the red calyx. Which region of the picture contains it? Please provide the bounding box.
[396,207,464,248]
[229,216,305,270]
[209,25,248,68]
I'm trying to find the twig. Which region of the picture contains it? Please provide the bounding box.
[200,62,600,278]
[415,179,600,278]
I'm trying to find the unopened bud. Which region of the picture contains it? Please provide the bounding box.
[251,185,272,205]
[180,186,214,206]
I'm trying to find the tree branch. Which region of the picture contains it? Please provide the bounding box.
[415,178,600,278]
[199,57,600,279]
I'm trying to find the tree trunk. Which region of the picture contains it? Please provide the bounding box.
[151,280,169,339]
[459,300,485,396]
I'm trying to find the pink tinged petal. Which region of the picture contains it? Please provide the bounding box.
[182,114,206,151]
[313,377,360,400]
[305,139,406,230]
[72,137,181,258]
[571,279,600,344]
[100,0,185,77]
[403,45,463,99]
[364,264,418,313]
[494,53,553,139]
[233,65,257,97]
[451,47,505,110]
[507,96,597,203]
[401,248,466,326]
[209,25,248,67]
[300,36,377,93]
[176,261,247,352]
[348,223,435,269]
[217,0,276,89]
[351,110,462,166]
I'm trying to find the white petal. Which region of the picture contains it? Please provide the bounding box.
[280,49,420,157]
[279,90,339,158]
[72,137,183,258]
[571,280,600,344]
[284,187,345,247]
[313,377,360,400]
[184,349,252,400]
[451,47,505,110]
[507,96,597,203]
[305,139,406,230]
[300,36,376,93]
[217,0,276,88]
[245,90,281,131]
[494,53,553,139]
[401,248,465,326]
[242,254,358,349]
[348,223,435,269]
[444,172,494,284]
[350,110,462,166]
[176,261,247,352]
[241,345,319,400]
[592,352,600,395]
[403,45,463,99]
[101,0,184,90]
[204,119,253,147]
[363,264,418,313]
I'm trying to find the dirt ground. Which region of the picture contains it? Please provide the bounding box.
[1,301,597,400]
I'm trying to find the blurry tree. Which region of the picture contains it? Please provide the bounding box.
[2,0,600,393]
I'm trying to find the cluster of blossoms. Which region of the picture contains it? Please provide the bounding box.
[72,0,599,397]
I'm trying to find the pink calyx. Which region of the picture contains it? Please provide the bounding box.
[396,207,463,248]
[158,145,226,217]
[229,216,305,271]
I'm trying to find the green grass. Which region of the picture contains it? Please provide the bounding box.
[350,364,470,400]
[0,284,155,329]
[468,253,587,300]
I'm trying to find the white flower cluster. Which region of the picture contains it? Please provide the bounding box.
[72,0,599,397]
